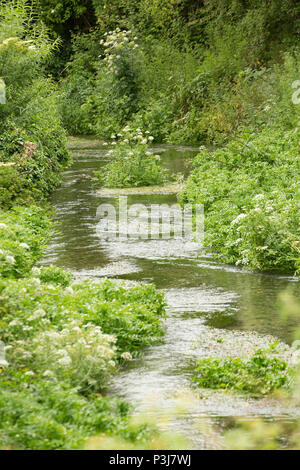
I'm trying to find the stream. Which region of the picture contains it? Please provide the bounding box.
[43,137,300,448]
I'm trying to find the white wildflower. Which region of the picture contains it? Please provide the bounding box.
[253,194,264,201]
[0,359,8,367]
[43,370,54,377]
[31,267,41,276]
[120,352,132,361]
[20,243,30,249]
[231,214,247,226]
[28,309,46,321]
[57,355,72,366]
[64,286,74,295]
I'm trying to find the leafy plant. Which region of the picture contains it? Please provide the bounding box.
[192,345,291,395]
[95,126,167,188]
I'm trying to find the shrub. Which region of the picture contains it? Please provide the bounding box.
[38,265,72,287]
[0,277,166,357]
[0,167,41,210]
[0,2,70,198]
[181,128,300,273]
[0,376,138,450]
[192,345,291,395]
[95,127,167,188]
[0,206,51,278]
[10,320,117,394]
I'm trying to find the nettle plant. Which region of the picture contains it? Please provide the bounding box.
[96,126,167,188]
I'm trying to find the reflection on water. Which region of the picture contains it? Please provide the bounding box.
[43,137,300,448]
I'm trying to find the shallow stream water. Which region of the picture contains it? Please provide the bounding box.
[43,137,300,448]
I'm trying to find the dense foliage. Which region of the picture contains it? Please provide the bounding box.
[95,127,167,188]
[57,0,300,143]
[0,208,166,449]
[192,345,291,395]
[1,0,300,450]
[181,128,300,273]
[0,1,70,206]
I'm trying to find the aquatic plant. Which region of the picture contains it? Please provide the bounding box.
[95,126,167,188]
[192,344,291,395]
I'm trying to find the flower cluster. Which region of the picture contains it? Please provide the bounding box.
[100,28,139,74]
[229,191,299,270]
[104,126,155,148]
[10,320,118,393]
[98,127,166,188]
[0,207,51,278]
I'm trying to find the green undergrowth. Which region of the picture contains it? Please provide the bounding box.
[0,2,70,210]
[94,126,167,188]
[192,344,292,396]
[181,127,300,273]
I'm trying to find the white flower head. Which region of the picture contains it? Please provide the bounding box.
[20,242,30,250]
[253,194,264,201]
[121,352,132,361]
[57,355,72,366]
[31,267,41,276]
[230,214,247,226]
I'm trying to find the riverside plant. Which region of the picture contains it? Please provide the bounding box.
[100,28,139,76]
[192,344,291,396]
[95,126,167,188]
[180,128,300,273]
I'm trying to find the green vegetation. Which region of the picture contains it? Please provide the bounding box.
[0,206,51,278]
[51,0,299,272]
[1,0,300,450]
[181,128,300,273]
[95,127,167,188]
[57,0,300,144]
[0,1,70,206]
[192,345,291,395]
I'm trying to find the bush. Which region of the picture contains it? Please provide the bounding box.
[38,265,72,287]
[192,345,291,395]
[0,206,51,278]
[0,2,70,198]
[95,127,167,188]
[0,272,165,447]
[0,277,166,357]
[0,376,138,450]
[10,320,117,394]
[0,167,41,210]
[181,128,300,273]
